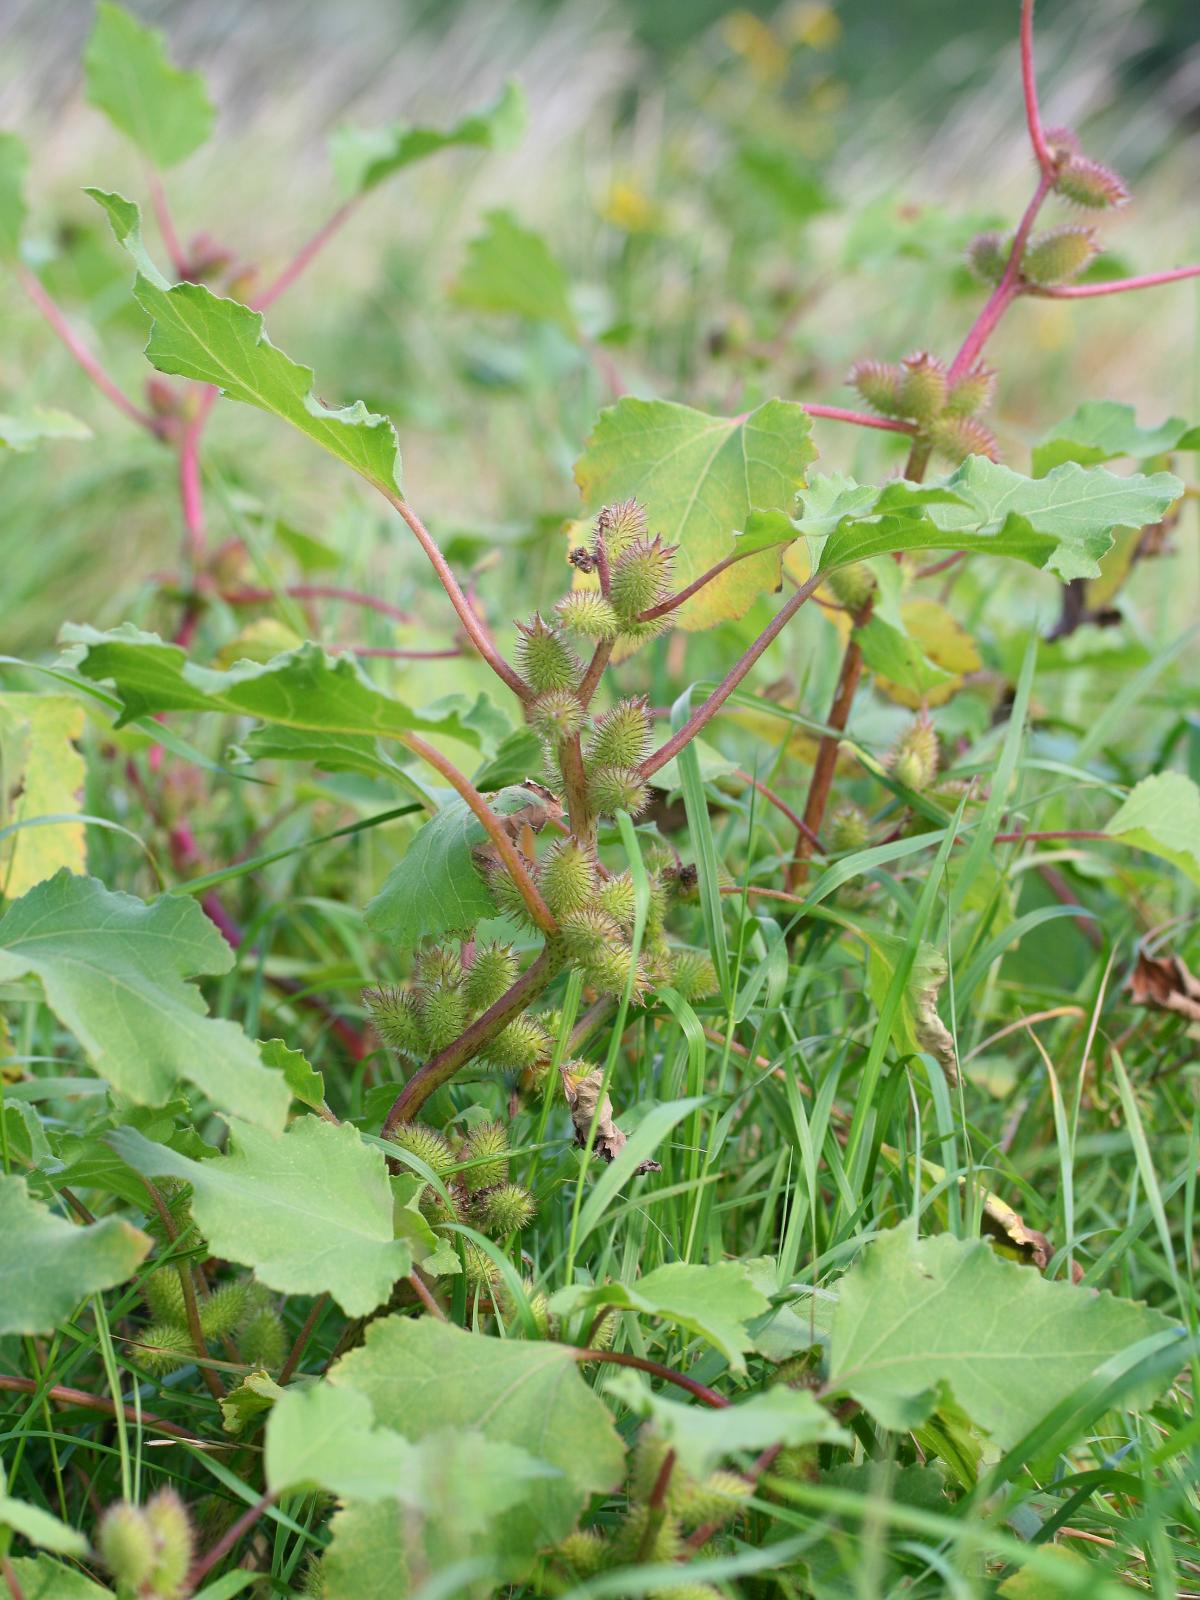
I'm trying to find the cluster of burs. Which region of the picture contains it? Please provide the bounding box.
[850,124,1129,466]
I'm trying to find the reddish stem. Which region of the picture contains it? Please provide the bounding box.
[570,1347,728,1408]
[353,646,463,659]
[278,1293,330,1383]
[1020,0,1056,175]
[179,412,207,564]
[219,583,415,624]
[732,767,822,850]
[188,1492,277,1589]
[1029,265,1200,299]
[148,172,189,278]
[638,572,825,780]
[948,174,1051,382]
[19,265,159,434]
[252,199,360,312]
[803,403,917,435]
[0,1375,203,1443]
[788,608,869,888]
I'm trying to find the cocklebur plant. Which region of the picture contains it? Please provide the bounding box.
[1,0,1198,1595]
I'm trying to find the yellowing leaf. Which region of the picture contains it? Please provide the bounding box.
[0,694,87,898]
[876,598,981,708]
[574,397,816,630]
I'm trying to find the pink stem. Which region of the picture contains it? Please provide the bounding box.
[803,403,917,435]
[148,171,189,278]
[353,645,462,659]
[1030,265,1200,299]
[948,174,1051,381]
[179,412,206,563]
[220,583,416,624]
[1020,0,1056,175]
[252,199,359,312]
[19,264,158,433]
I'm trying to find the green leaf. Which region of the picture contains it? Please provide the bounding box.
[330,1317,625,1565]
[5,1558,111,1600]
[220,1370,285,1436]
[828,1228,1177,1448]
[84,1,214,168]
[1104,771,1200,888]
[364,785,540,947]
[805,460,1183,581]
[0,130,27,257]
[1032,400,1200,476]
[0,694,88,898]
[92,196,403,495]
[86,188,169,285]
[331,81,525,198]
[606,1368,849,1477]
[854,615,955,697]
[574,397,816,629]
[0,408,92,453]
[0,1172,150,1336]
[108,1116,413,1315]
[0,872,289,1131]
[550,1261,771,1371]
[0,1488,88,1558]
[259,1038,325,1113]
[265,1383,413,1500]
[454,210,576,334]
[67,624,477,745]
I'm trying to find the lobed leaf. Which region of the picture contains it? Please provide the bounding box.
[1032,400,1200,476]
[1104,771,1200,888]
[454,210,576,334]
[0,871,290,1130]
[0,1172,150,1336]
[109,1117,413,1316]
[84,1,214,168]
[331,80,525,197]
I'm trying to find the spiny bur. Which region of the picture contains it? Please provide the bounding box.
[891,717,940,791]
[612,1504,683,1564]
[461,1122,510,1190]
[198,1280,247,1341]
[363,986,424,1055]
[826,561,876,612]
[389,1122,456,1177]
[555,590,620,640]
[418,947,462,989]
[560,906,625,963]
[943,363,996,417]
[668,948,719,1001]
[463,942,519,1012]
[609,538,675,622]
[1021,224,1098,287]
[594,497,648,559]
[555,1528,609,1575]
[849,357,905,417]
[966,230,1011,285]
[539,839,598,915]
[239,1305,286,1370]
[145,1489,194,1599]
[588,764,649,818]
[463,1240,501,1291]
[897,351,948,422]
[829,802,870,853]
[99,1504,157,1593]
[678,1470,752,1528]
[595,872,637,927]
[516,614,580,692]
[417,983,469,1052]
[485,1013,552,1072]
[138,1322,193,1375]
[929,412,1000,464]
[589,697,652,767]
[1055,154,1129,210]
[530,688,586,742]
[479,1182,536,1234]
[141,1268,187,1327]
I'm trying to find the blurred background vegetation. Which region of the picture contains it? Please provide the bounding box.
[1,0,1196,665]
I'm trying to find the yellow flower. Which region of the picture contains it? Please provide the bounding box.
[785,1,842,50]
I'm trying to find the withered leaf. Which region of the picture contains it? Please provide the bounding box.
[561,1066,660,1173]
[1128,949,1200,1024]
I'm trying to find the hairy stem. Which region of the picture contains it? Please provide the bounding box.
[558,733,593,839]
[569,1347,728,1408]
[19,265,159,434]
[187,1492,277,1589]
[382,490,530,701]
[576,638,614,706]
[382,947,561,1130]
[142,1179,225,1402]
[1029,265,1200,299]
[0,1375,203,1443]
[399,734,557,936]
[788,602,871,888]
[638,572,825,780]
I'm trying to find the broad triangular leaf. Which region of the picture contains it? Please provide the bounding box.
[1105,772,1200,888]
[550,1261,771,1371]
[84,2,214,168]
[0,1173,150,1336]
[92,195,404,495]
[575,397,816,629]
[454,210,576,334]
[805,460,1182,580]
[828,1228,1178,1448]
[332,81,525,198]
[606,1368,849,1477]
[364,785,540,947]
[67,624,478,746]
[1033,400,1200,476]
[109,1117,413,1316]
[0,872,289,1130]
[330,1317,625,1565]
[265,1383,414,1501]
[0,694,87,898]
[259,1037,326,1113]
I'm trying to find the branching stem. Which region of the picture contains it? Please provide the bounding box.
[569,1347,728,1408]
